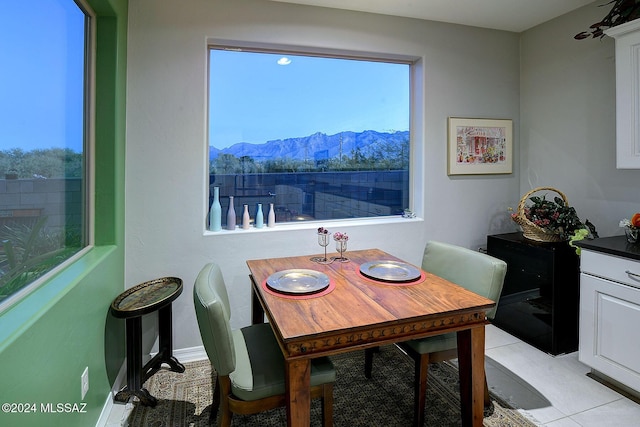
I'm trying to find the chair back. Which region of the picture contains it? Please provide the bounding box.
[193,262,236,376]
[422,241,507,319]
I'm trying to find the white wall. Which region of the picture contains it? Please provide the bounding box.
[520,2,640,237]
[125,0,520,350]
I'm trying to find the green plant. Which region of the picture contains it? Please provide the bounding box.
[0,217,82,301]
[575,0,640,39]
[516,194,599,241]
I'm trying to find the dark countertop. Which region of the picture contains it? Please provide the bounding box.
[575,235,640,261]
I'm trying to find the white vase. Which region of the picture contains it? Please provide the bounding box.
[267,203,276,227]
[242,204,250,229]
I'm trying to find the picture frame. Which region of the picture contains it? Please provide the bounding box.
[447,117,513,175]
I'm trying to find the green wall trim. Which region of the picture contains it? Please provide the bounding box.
[0,246,116,353]
[0,0,128,426]
[0,245,125,427]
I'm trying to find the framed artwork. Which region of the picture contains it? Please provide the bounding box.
[447,117,513,175]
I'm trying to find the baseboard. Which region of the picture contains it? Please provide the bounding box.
[587,370,640,404]
[95,361,128,427]
[172,345,208,363]
[95,346,208,427]
[95,394,113,427]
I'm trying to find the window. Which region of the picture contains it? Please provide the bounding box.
[208,46,411,228]
[0,0,90,307]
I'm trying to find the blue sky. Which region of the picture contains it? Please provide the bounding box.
[1,0,85,153]
[1,2,409,154]
[209,49,410,149]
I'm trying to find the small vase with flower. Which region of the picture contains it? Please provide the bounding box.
[310,227,332,264]
[620,213,640,244]
[332,231,349,263]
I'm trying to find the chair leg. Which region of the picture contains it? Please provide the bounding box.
[364,347,379,379]
[218,376,233,427]
[321,382,334,427]
[209,373,220,424]
[413,353,429,427]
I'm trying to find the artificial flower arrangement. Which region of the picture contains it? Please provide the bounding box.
[314,228,349,262]
[332,231,349,261]
[620,213,640,243]
[619,213,640,231]
[332,231,348,242]
[513,194,597,239]
[511,189,598,254]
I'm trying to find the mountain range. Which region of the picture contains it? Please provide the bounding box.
[209,130,409,161]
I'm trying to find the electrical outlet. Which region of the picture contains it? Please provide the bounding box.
[81,367,89,400]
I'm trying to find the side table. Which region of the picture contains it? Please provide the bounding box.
[487,232,580,355]
[110,277,185,406]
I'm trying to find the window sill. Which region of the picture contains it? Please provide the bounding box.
[204,215,422,236]
[0,245,117,351]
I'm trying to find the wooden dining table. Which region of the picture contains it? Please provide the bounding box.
[247,248,495,427]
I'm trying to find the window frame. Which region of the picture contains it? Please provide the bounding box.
[0,0,95,312]
[205,41,423,231]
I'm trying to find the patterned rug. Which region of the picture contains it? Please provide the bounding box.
[127,345,538,426]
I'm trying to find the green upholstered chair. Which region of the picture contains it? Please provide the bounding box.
[193,262,336,426]
[364,241,507,427]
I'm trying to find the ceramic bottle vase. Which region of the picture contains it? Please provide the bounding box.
[242,204,250,229]
[267,203,276,227]
[255,203,264,228]
[226,196,236,230]
[208,187,222,231]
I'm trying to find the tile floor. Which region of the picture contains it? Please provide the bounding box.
[484,325,640,426]
[103,325,640,426]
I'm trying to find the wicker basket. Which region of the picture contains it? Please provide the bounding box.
[512,187,568,242]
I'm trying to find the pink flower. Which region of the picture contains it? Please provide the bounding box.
[333,231,348,241]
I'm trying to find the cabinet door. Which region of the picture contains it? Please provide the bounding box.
[579,273,640,392]
[606,19,640,169]
[488,237,553,296]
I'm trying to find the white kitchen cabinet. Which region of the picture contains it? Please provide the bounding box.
[606,19,640,169]
[579,246,640,394]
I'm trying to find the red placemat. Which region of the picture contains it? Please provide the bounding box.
[261,278,336,299]
[353,263,426,286]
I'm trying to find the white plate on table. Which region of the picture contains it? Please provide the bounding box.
[266,269,330,295]
[359,260,421,283]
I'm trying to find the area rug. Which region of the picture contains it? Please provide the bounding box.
[127,345,538,426]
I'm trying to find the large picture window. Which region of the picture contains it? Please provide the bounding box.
[0,0,90,306]
[208,47,411,228]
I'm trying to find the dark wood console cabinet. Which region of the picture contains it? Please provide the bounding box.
[487,232,580,355]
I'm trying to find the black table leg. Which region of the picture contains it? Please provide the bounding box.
[114,316,158,407]
[157,303,185,373]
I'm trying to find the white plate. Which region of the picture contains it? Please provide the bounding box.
[266,269,330,295]
[359,260,421,283]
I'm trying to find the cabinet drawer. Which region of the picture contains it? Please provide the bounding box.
[581,250,640,289]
